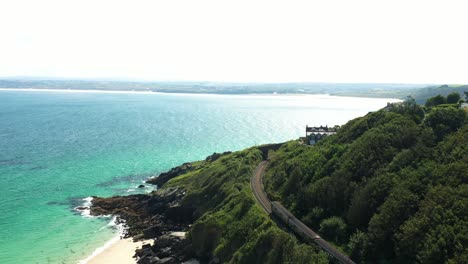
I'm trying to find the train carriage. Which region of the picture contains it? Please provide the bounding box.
[270,201,355,264]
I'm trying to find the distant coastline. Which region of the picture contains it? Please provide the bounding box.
[0,87,333,97]
[1,79,465,103]
[0,79,429,97]
[0,88,400,101]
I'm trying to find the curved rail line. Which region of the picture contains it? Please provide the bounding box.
[251,161,355,264]
[251,161,272,214]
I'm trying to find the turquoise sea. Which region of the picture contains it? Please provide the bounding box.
[0,90,399,264]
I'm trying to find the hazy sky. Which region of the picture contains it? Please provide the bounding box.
[0,0,466,83]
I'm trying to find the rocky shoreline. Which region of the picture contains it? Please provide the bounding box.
[90,187,195,264]
[89,152,236,264]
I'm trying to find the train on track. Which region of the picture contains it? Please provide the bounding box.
[271,201,321,241]
[270,201,355,264]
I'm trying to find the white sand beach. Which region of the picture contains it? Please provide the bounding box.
[85,238,151,264]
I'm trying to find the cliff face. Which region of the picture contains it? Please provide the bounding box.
[91,102,467,264]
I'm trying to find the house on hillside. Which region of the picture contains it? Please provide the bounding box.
[305,125,337,145]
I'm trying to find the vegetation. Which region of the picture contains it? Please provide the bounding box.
[165,148,329,263]
[263,98,467,263]
[425,94,447,107]
[425,92,465,107]
[412,85,467,104]
[446,92,461,104]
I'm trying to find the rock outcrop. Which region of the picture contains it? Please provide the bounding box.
[146,163,194,187]
[135,233,192,264]
[90,187,195,262]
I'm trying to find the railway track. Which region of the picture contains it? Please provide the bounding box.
[251,161,355,264]
[250,160,272,214]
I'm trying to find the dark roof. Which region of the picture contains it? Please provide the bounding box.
[306,125,334,133]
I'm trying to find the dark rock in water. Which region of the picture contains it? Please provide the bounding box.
[90,194,149,216]
[75,206,89,211]
[138,184,146,188]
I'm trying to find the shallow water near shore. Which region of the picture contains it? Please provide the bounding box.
[0,90,399,263]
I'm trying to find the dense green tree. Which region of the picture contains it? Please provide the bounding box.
[395,185,468,264]
[347,173,396,229]
[366,187,419,259]
[446,92,461,104]
[389,96,425,123]
[283,167,303,197]
[425,107,466,140]
[425,94,446,107]
[348,230,368,262]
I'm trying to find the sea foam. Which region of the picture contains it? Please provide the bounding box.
[78,216,127,264]
[77,235,121,264]
[74,197,93,218]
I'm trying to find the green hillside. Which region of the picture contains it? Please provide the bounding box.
[126,97,467,263]
[263,100,467,263]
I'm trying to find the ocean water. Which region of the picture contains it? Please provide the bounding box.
[0,90,399,264]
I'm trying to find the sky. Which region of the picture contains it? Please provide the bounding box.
[0,0,467,84]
